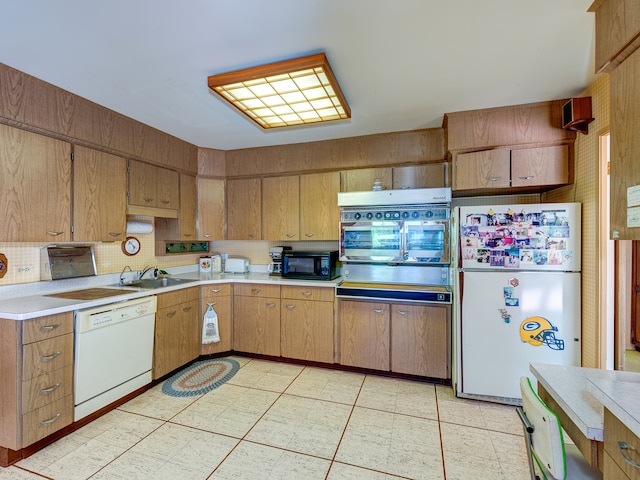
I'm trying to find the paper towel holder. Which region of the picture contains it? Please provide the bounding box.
[126,221,153,234]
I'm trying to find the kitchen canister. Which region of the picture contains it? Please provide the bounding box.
[199,256,212,274]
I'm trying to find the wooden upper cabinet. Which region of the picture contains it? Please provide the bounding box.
[300,172,340,240]
[511,145,569,187]
[155,173,197,243]
[262,176,299,241]
[453,149,511,190]
[73,146,127,241]
[0,124,72,242]
[591,0,640,73]
[392,164,448,189]
[196,177,224,240]
[341,167,392,192]
[227,178,261,240]
[128,159,179,215]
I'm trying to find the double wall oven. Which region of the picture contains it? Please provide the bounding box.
[336,188,452,304]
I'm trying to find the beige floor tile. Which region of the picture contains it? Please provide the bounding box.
[91,423,238,480]
[335,406,444,480]
[73,409,163,447]
[327,462,407,479]
[356,375,438,420]
[246,394,352,458]
[284,366,365,404]
[15,433,89,473]
[0,467,47,479]
[440,422,530,480]
[117,382,200,420]
[226,359,304,392]
[210,440,331,480]
[171,383,279,437]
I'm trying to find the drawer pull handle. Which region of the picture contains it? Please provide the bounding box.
[249,233,257,239]
[40,351,61,362]
[208,301,217,306]
[618,441,640,468]
[39,323,61,332]
[517,176,535,180]
[286,304,296,309]
[302,291,312,296]
[252,289,261,294]
[266,303,276,308]
[143,196,154,203]
[373,309,385,313]
[286,233,296,238]
[487,177,502,182]
[40,383,61,394]
[40,413,61,425]
[46,231,64,236]
[183,233,192,238]
[304,233,314,238]
[204,234,211,238]
[182,306,192,313]
[167,311,177,318]
[397,311,409,315]
[108,231,122,237]
[211,289,222,293]
[160,199,170,205]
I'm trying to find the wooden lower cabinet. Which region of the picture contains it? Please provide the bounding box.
[200,284,232,355]
[339,300,390,371]
[604,408,640,479]
[339,299,450,378]
[0,312,73,453]
[281,286,334,363]
[390,304,450,378]
[153,288,200,379]
[233,284,281,356]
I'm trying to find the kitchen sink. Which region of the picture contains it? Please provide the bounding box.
[123,277,197,289]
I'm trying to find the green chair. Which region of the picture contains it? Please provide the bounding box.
[516,376,602,480]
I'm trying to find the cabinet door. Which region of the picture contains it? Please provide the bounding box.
[233,296,280,356]
[128,159,157,207]
[281,299,334,363]
[0,124,71,242]
[154,299,199,379]
[179,174,197,240]
[197,177,225,240]
[200,285,232,355]
[156,166,179,210]
[453,149,511,190]
[299,172,340,240]
[262,175,299,240]
[391,304,449,378]
[73,146,127,241]
[341,167,392,192]
[339,300,389,370]
[227,178,261,240]
[393,164,448,189]
[511,145,569,187]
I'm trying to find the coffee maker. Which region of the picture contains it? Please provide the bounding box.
[268,246,291,275]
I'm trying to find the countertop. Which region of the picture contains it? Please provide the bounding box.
[0,269,342,321]
[530,363,640,441]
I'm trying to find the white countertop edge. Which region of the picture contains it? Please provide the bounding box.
[587,377,640,438]
[0,271,342,320]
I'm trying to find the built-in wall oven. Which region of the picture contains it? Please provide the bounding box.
[336,187,452,304]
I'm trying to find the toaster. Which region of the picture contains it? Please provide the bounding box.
[224,257,250,274]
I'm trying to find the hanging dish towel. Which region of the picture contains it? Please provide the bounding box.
[202,302,220,344]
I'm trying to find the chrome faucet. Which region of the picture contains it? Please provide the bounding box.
[138,265,158,280]
[119,265,133,286]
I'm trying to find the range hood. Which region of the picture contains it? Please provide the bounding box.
[337,188,451,207]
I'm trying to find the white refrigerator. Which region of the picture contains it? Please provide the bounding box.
[453,203,581,404]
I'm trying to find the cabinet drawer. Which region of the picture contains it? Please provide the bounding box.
[234,283,280,298]
[157,287,199,309]
[605,408,640,479]
[22,333,73,381]
[22,395,73,447]
[22,312,73,344]
[200,284,231,298]
[604,450,633,480]
[281,285,334,302]
[22,365,73,414]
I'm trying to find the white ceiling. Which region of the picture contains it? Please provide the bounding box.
[0,0,596,151]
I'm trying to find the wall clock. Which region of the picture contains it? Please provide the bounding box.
[121,236,141,256]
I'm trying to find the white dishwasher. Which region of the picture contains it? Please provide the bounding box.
[74,296,157,421]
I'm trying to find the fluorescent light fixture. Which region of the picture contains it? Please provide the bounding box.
[208,53,351,129]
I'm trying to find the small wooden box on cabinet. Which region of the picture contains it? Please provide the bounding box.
[562,97,594,134]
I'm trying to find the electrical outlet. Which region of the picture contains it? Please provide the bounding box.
[15,265,32,273]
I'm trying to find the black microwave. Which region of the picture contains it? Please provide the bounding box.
[282,251,339,281]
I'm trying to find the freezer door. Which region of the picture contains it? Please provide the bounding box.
[458,203,581,272]
[459,271,580,402]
